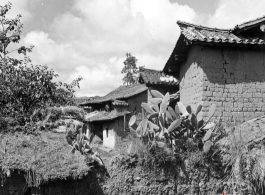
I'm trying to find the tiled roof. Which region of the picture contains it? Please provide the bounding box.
[139,67,179,85]
[178,21,265,45]
[163,16,265,74]
[81,84,148,105]
[112,100,128,106]
[85,110,130,122]
[235,15,265,32]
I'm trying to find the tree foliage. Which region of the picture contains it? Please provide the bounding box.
[0,2,82,125]
[121,53,138,85]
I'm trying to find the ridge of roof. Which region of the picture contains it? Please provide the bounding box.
[139,67,162,73]
[176,19,265,46]
[177,20,232,32]
[85,110,130,122]
[139,67,179,85]
[81,84,148,105]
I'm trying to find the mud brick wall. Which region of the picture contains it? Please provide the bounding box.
[113,116,131,151]
[179,46,204,119]
[179,45,265,122]
[126,91,148,114]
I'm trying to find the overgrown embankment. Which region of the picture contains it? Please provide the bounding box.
[101,150,226,195]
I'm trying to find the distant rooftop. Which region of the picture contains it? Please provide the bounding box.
[139,67,179,85]
[85,110,130,122]
[80,84,148,105]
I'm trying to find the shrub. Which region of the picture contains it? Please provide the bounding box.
[0,2,82,128]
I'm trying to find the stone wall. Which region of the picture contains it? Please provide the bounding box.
[178,45,265,123]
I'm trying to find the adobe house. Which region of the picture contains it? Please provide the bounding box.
[163,16,265,123]
[81,79,179,149]
[85,101,130,149]
[82,84,148,149]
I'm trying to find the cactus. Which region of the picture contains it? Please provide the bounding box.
[128,89,217,152]
[167,119,182,133]
[141,103,154,114]
[150,98,162,105]
[65,121,105,167]
[202,129,212,142]
[203,140,213,153]
[150,90,164,99]
[65,121,93,155]
[128,115,136,127]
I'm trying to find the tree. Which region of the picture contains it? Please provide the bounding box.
[121,53,138,85]
[0,2,82,125]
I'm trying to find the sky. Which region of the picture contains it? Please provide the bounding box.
[1,0,265,97]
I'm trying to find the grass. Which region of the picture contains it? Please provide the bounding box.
[0,130,91,187]
[219,122,265,195]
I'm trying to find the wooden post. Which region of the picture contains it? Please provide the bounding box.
[124,114,126,131]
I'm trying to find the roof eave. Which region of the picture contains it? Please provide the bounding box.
[163,34,190,75]
[234,16,265,34]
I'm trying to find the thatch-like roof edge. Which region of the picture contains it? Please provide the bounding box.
[0,131,91,186]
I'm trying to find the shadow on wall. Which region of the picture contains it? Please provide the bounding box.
[201,46,265,85]
[0,169,105,195]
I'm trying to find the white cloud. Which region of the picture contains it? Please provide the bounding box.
[0,0,33,22]
[206,0,265,28]
[16,0,265,97]
[22,0,197,96]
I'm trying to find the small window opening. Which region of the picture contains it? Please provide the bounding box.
[106,127,109,138]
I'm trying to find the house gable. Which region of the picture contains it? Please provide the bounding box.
[164,16,265,75]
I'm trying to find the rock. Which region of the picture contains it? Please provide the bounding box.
[52,125,66,133]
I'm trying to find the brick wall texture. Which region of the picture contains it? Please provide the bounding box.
[179,45,265,123]
[126,91,148,113]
